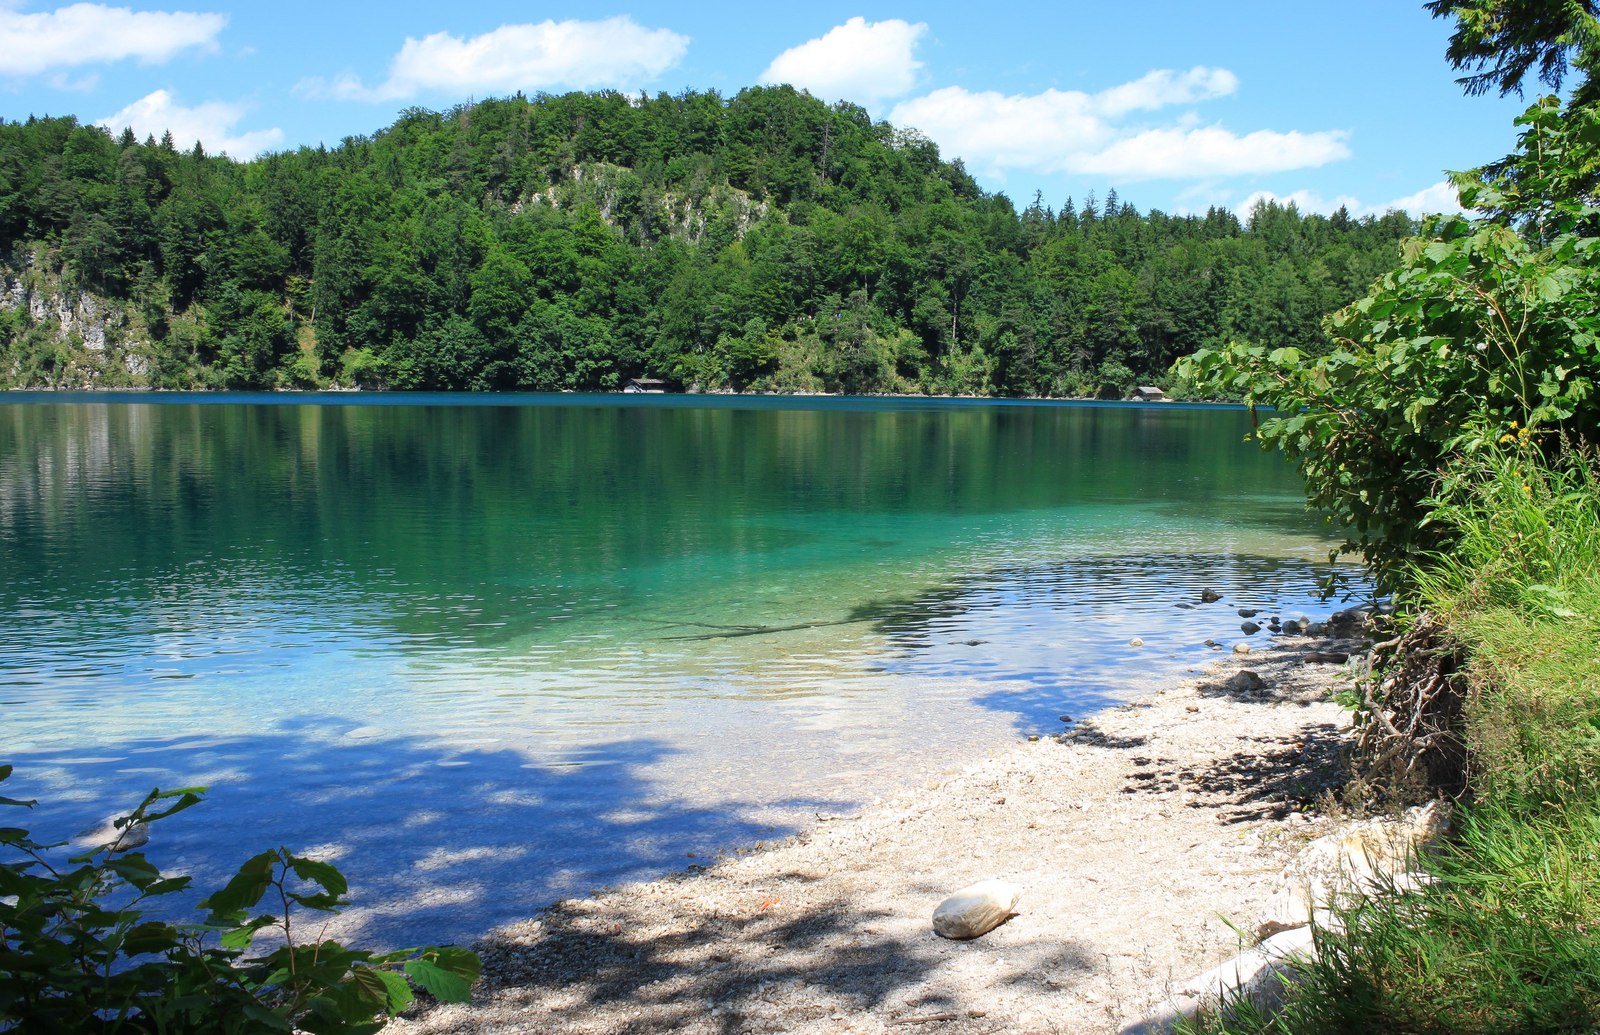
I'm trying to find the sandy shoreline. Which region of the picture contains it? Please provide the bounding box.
[391,631,1365,1035]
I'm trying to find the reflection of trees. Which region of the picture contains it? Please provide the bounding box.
[0,399,1302,643]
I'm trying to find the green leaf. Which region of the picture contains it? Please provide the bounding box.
[342,966,396,1014]
[143,789,206,823]
[286,855,349,898]
[1423,240,1457,263]
[123,920,182,955]
[286,891,345,913]
[371,968,415,1012]
[200,850,279,917]
[241,1003,295,1032]
[403,958,474,1003]
[108,854,163,889]
[219,914,276,950]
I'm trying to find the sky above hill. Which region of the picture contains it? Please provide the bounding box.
[0,1,1538,219]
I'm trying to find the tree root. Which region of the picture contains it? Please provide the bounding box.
[1353,612,1469,801]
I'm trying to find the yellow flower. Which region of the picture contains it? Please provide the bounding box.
[1500,433,1516,443]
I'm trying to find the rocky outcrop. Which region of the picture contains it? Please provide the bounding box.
[1,246,153,386]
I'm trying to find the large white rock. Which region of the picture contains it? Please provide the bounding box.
[71,814,149,853]
[1120,926,1317,1035]
[1261,801,1449,931]
[932,879,1023,940]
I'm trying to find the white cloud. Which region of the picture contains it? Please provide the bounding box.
[1077,126,1351,179]
[889,70,1349,183]
[890,86,1110,174]
[0,3,224,76]
[1227,180,1464,222]
[760,17,927,104]
[1381,180,1464,217]
[308,17,689,102]
[1093,66,1237,117]
[1233,188,1361,221]
[97,89,282,158]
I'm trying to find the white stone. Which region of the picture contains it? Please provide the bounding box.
[1120,927,1316,1035]
[71,814,150,853]
[1261,801,1449,931]
[932,879,1023,940]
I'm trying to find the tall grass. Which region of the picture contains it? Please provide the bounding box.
[1183,433,1600,1035]
[1419,433,1600,799]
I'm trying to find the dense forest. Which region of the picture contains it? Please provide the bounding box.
[0,86,1417,395]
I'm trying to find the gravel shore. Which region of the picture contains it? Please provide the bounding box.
[392,632,1365,1035]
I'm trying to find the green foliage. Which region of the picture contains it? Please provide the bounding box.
[1,92,1413,394]
[0,768,479,1033]
[1413,435,1600,798]
[1176,98,1600,586]
[1425,0,1600,103]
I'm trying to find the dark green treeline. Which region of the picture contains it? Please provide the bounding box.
[0,87,1416,395]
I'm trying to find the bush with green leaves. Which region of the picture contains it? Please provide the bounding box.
[0,766,479,1033]
[1175,97,1600,587]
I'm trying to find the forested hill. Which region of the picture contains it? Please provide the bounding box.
[0,86,1416,394]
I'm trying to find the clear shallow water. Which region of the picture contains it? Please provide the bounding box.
[0,393,1357,946]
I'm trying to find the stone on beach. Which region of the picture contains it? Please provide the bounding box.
[932,879,1024,940]
[1225,670,1266,694]
[1260,801,1449,931]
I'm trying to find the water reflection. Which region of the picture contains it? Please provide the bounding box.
[0,395,1362,945]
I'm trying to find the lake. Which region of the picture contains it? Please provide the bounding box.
[0,393,1354,947]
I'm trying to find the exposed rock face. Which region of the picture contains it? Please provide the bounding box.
[1,246,152,386]
[931,879,1023,940]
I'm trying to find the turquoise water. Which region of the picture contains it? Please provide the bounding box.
[0,394,1355,946]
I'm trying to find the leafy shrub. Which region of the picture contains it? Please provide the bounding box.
[1175,98,1600,587]
[0,766,479,1033]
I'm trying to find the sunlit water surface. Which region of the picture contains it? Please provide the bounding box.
[0,394,1358,946]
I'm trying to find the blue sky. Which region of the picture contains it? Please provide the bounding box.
[1,1,1537,219]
